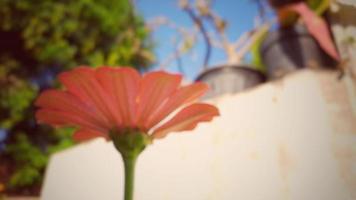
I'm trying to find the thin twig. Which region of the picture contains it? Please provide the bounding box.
[183,4,211,69]
[234,23,270,63]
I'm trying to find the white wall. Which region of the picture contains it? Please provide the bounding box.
[41,70,356,200]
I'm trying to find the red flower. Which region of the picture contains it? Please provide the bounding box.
[35,66,219,142]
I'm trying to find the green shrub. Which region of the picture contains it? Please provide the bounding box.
[0,0,154,195]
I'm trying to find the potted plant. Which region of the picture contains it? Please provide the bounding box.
[194,64,266,99]
[258,0,340,79]
[178,0,268,99]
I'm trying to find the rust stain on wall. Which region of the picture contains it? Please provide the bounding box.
[333,146,356,198]
[278,144,295,180]
[317,71,356,133]
[317,71,356,198]
[248,151,260,160]
[277,143,295,199]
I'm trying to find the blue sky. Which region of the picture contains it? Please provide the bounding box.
[137,0,261,80]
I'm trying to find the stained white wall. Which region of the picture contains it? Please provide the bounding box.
[41,70,356,200]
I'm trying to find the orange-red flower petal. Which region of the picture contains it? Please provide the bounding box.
[152,103,219,139]
[36,109,106,132]
[58,67,118,127]
[144,82,208,129]
[73,129,109,142]
[136,71,182,130]
[35,89,108,131]
[96,67,140,128]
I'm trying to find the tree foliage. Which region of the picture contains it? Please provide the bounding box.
[0,0,154,195]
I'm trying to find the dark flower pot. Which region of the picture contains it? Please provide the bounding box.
[195,65,266,99]
[260,25,337,79]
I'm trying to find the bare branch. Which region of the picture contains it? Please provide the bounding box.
[232,31,253,50]
[182,2,212,69]
[158,37,180,69]
[155,0,273,70]
[208,33,223,49]
[234,23,271,63]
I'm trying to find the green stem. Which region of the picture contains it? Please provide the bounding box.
[110,129,152,200]
[122,155,137,200]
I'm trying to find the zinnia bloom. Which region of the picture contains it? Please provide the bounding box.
[35,66,219,142]
[35,66,219,200]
